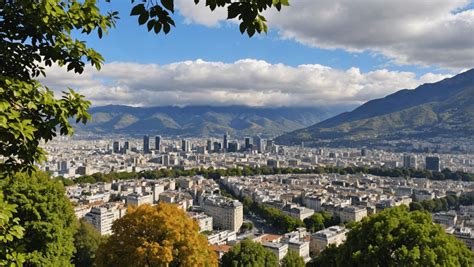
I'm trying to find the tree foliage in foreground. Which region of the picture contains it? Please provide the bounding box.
[221,238,279,267]
[95,203,217,266]
[0,192,25,266]
[73,219,106,267]
[312,206,473,267]
[0,172,78,266]
[281,250,305,267]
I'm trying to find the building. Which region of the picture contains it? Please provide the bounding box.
[453,227,474,252]
[244,137,253,150]
[403,154,417,169]
[182,139,191,152]
[143,135,150,154]
[112,141,120,154]
[433,211,457,227]
[84,206,115,235]
[207,139,213,153]
[188,212,213,232]
[339,206,367,223]
[228,141,239,153]
[223,132,229,152]
[310,226,349,253]
[254,135,264,153]
[263,242,288,261]
[266,139,274,153]
[123,141,130,152]
[155,135,161,151]
[201,195,243,232]
[425,156,440,171]
[126,192,153,206]
[305,196,326,212]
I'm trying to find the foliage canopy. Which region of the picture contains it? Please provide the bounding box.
[313,206,473,267]
[221,238,279,267]
[0,172,78,266]
[95,203,217,266]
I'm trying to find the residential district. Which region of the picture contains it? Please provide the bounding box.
[40,134,474,263]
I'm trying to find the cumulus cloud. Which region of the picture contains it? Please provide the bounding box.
[39,59,452,108]
[174,0,474,69]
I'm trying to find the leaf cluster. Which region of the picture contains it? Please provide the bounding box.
[312,206,473,267]
[95,203,217,266]
[221,238,279,267]
[0,171,78,266]
[129,0,289,37]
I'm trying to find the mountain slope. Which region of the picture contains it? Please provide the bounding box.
[76,105,344,137]
[276,68,474,146]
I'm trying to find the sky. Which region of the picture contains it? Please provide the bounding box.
[42,0,474,108]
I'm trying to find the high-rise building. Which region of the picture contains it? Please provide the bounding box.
[266,139,274,153]
[112,141,120,153]
[123,141,130,151]
[182,139,190,152]
[244,137,253,150]
[223,132,229,152]
[84,206,115,235]
[403,154,417,169]
[426,156,441,172]
[207,139,213,153]
[213,141,222,152]
[228,141,239,152]
[143,135,150,154]
[155,135,161,151]
[254,135,264,153]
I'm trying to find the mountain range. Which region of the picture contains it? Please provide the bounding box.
[76,105,345,137]
[276,68,474,146]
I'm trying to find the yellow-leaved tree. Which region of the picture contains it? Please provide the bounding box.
[95,203,217,267]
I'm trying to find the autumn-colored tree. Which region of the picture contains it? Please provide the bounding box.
[95,203,217,267]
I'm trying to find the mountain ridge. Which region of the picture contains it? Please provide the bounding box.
[76,105,346,137]
[276,68,474,146]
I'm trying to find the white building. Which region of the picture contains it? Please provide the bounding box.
[126,192,153,206]
[188,212,213,232]
[310,226,349,253]
[339,206,367,223]
[201,195,243,232]
[263,242,288,261]
[84,206,115,235]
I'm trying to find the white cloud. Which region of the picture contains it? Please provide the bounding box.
[39,59,452,108]
[175,0,228,27]
[174,0,474,69]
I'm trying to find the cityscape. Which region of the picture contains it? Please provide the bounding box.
[1,0,474,266]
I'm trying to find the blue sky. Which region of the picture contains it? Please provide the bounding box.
[79,1,453,76]
[47,0,472,107]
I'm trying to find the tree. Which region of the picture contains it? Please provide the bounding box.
[304,213,325,232]
[73,219,106,267]
[221,238,278,267]
[0,172,78,266]
[315,206,473,266]
[0,192,25,266]
[95,203,217,266]
[281,250,305,267]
